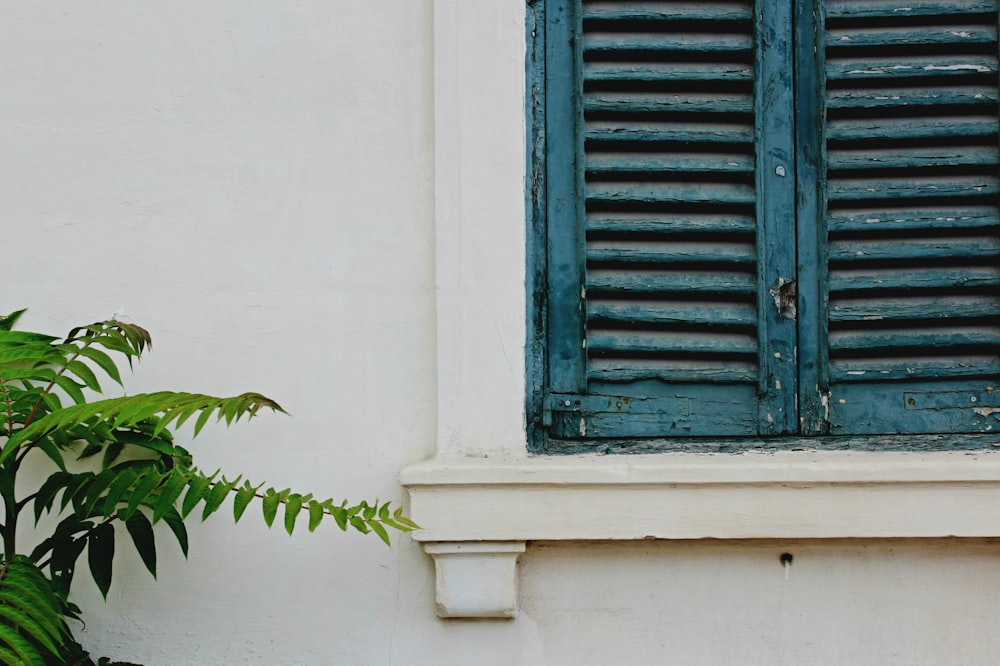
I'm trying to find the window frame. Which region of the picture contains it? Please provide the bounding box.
[399,0,1000,620]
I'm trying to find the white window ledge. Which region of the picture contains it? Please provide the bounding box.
[400,450,1000,617]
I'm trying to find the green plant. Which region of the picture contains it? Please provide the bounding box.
[0,309,416,665]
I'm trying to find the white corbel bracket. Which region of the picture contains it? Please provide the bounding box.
[422,541,526,618]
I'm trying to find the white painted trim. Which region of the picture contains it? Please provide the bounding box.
[402,452,1000,541]
[432,0,530,456]
[401,451,1000,615]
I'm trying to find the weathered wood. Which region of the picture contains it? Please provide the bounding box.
[543,0,588,398]
[587,212,756,233]
[828,206,1000,231]
[586,181,756,204]
[826,86,998,110]
[829,327,1000,350]
[588,299,757,326]
[829,295,1000,321]
[585,33,752,53]
[829,267,1000,291]
[830,356,1000,381]
[827,146,999,170]
[826,117,998,142]
[827,175,1000,200]
[587,270,757,294]
[587,240,756,263]
[589,358,757,382]
[828,379,1000,435]
[589,330,757,354]
[586,152,755,173]
[582,1,753,22]
[825,0,998,19]
[584,62,753,82]
[826,25,997,48]
[585,92,754,114]
[829,236,1000,261]
[827,56,998,80]
[586,121,754,144]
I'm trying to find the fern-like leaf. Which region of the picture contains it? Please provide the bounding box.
[0,558,69,666]
[2,391,285,464]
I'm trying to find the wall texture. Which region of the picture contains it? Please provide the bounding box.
[3,2,1000,665]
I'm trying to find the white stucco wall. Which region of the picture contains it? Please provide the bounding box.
[4,2,1000,665]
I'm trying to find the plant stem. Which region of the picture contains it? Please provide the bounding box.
[1,382,13,438]
[1,467,17,561]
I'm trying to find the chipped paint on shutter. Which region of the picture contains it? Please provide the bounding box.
[540,0,787,445]
[821,0,1000,433]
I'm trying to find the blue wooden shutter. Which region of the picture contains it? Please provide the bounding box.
[814,0,1000,433]
[542,0,797,443]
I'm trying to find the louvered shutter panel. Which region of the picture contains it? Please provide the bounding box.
[543,0,797,443]
[819,0,1000,433]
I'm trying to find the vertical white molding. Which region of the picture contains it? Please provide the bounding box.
[432,0,530,457]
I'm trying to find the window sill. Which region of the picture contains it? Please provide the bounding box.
[400,450,1000,617]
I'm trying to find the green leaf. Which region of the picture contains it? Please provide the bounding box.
[112,429,176,457]
[34,438,67,471]
[52,375,86,406]
[48,531,88,597]
[0,588,61,642]
[152,471,189,524]
[124,471,162,520]
[101,440,125,468]
[192,407,214,438]
[82,470,119,516]
[201,477,237,521]
[233,482,262,523]
[60,474,93,513]
[76,442,103,460]
[33,472,74,523]
[115,321,152,355]
[331,506,348,531]
[261,491,281,528]
[349,516,369,534]
[125,513,157,578]
[101,469,138,518]
[76,346,123,386]
[0,622,45,666]
[0,309,26,331]
[180,472,215,519]
[0,643,24,666]
[393,506,419,529]
[307,501,324,532]
[110,399,161,430]
[89,333,131,357]
[0,604,61,657]
[368,520,391,547]
[65,360,102,393]
[0,586,57,626]
[284,494,303,535]
[88,522,116,598]
[160,508,189,558]
[0,329,57,345]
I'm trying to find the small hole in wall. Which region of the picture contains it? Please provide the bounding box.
[779,552,793,566]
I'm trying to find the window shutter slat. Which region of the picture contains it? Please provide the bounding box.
[541,0,779,443]
[582,2,754,22]
[825,0,998,19]
[828,206,999,231]
[821,0,1000,434]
